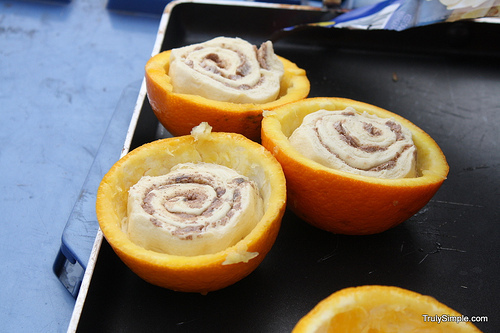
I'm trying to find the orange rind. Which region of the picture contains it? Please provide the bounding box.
[96,124,287,293]
[145,50,310,142]
[292,285,482,332]
[261,97,449,235]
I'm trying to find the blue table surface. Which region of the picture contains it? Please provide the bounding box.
[0,0,161,331]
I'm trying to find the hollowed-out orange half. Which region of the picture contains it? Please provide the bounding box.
[293,285,482,332]
[96,125,286,293]
[261,97,449,235]
[145,50,310,142]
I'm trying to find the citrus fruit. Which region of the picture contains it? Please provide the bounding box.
[261,97,449,235]
[96,124,287,293]
[145,50,310,142]
[292,285,482,332]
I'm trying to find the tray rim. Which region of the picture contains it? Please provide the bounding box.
[66,1,325,331]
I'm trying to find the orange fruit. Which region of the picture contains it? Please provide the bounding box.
[96,124,287,293]
[261,97,449,235]
[145,50,310,142]
[292,285,482,332]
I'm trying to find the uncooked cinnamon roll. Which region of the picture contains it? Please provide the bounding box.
[126,162,264,256]
[168,37,284,104]
[289,107,417,179]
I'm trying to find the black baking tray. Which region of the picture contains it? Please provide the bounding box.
[73,1,500,332]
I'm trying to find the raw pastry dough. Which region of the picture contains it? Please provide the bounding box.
[289,108,417,179]
[126,162,264,256]
[168,37,284,104]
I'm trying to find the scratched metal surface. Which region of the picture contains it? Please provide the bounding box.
[0,0,159,331]
[73,2,500,332]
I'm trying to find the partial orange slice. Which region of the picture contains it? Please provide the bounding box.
[96,124,287,293]
[261,97,449,235]
[293,285,482,332]
[145,50,310,142]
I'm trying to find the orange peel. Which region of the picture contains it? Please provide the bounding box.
[96,124,287,293]
[261,97,449,235]
[293,285,482,332]
[145,50,310,142]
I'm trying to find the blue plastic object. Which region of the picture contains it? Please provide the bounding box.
[53,82,141,297]
[107,0,172,15]
[255,0,302,5]
[106,0,311,16]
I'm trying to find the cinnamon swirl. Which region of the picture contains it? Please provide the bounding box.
[126,162,264,256]
[168,37,284,104]
[289,107,417,179]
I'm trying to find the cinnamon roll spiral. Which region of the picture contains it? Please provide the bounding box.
[168,37,284,104]
[126,162,264,256]
[289,108,418,179]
